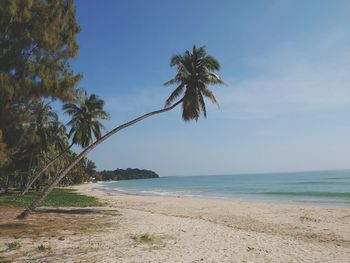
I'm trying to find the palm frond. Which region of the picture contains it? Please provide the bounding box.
[202,55,220,70]
[165,45,223,121]
[207,72,224,84]
[170,54,183,67]
[164,77,179,86]
[165,84,184,107]
[197,91,207,118]
[201,88,219,107]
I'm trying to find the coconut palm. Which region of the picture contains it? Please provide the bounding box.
[19,101,67,195]
[17,45,224,219]
[164,45,223,120]
[63,92,110,148]
[20,93,109,195]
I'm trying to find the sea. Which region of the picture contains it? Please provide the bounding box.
[96,170,350,207]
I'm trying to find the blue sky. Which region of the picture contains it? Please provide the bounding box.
[70,0,350,176]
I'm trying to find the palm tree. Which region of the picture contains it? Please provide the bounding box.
[19,123,68,196]
[164,45,223,120]
[63,91,110,148]
[20,101,62,193]
[20,93,109,195]
[17,45,224,219]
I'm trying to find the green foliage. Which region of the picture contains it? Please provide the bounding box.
[165,45,223,121]
[0,131,8,168]
[0,188,103,208]
[95,168,159,181]
[63,91,110,148]
[0,0,81,102]
[0,0,88,191]
[8,101,66,180]
[0,113,100,191]
[0,0,113,218]
[59,156,95,186]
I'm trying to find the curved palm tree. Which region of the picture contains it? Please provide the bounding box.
[17,45,224,219]
[20,93,109,195]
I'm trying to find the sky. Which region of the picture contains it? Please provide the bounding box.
[69,0,350,176]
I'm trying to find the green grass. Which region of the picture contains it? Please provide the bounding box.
[6,241,21,250]
[0,188,103,208]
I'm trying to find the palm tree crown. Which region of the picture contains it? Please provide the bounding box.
[164,45,223,121]
[63,92,110,148]
[30,101,62,152]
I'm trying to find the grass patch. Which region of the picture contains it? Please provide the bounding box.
[0,188,103,208]
[300,215,320,223]
[6,241,20,250]
[130,233,173,247]
[0,256,11,263]
[37,244,50,252]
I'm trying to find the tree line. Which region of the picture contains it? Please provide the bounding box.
[0,1,108,193]
[95,168,159,181]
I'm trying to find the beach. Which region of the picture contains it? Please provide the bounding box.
[2,183,349,262]
[2,1,350,262]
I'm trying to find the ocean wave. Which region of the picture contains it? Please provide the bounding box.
[321,176,350,180]
[263,191,350,199]
[290,181,348,185]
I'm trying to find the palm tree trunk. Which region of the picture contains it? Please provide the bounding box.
[22,150,34,191]
[4,173,10,193]
[20,143,74,195]
[17,100,183,219]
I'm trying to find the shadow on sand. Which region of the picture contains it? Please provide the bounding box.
[34,208,121,216]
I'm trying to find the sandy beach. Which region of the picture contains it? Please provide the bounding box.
[1,183,350,262]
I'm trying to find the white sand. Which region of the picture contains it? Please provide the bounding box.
[2,183,350,262]
[72,183,350,262]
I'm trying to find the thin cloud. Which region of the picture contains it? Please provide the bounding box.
[214,30,350,119]
[103,28,350,122]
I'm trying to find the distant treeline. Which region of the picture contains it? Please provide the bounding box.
[94,168,159,181]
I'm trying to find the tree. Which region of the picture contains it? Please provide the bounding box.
[0,0,81,185]
[0,131,8,168]
[20,92,109,194]
[17,45,224,219]
[86,160,97,180]
[4,100,66,193]
[20,101,63,191]
[0,0,81,102]
[19,102,68,195]
[63,91,110,148]
[164,45,223,120]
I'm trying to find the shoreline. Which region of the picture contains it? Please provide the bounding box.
[3,183,349,262]
[76,182,350,216]
[93,181,350,209]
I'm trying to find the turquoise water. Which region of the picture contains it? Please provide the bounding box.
[97,170,350,207]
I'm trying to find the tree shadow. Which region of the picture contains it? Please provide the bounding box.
[34,208,121,216]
